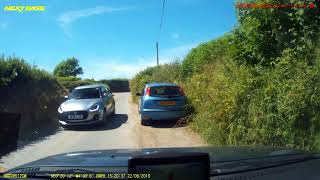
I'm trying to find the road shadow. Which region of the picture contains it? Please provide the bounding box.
[64,114,128,131]
[150,119,187,128]
[17,124,62,146]
[0,122,62,158]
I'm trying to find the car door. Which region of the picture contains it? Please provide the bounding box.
[100,86,110,113]
[106,87,115,111]
[101,86,114,113]
[138,86,145,113]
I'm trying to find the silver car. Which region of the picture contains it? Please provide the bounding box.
[58,84,115,126]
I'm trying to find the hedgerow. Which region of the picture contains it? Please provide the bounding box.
[130,0,320,151]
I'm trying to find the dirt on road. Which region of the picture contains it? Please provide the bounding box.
[130,97,207,148]
[0,92,206,170]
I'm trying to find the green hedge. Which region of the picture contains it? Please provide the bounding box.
[129,0,320,151]
[56,76,96,92]
[130,62,182,103]
[183,58,253,146]
[182,35,231,78]
[57,77,129,92]
[0,56,66,136]
[130,51,320,151]
[0,56,54,87]
[100,79,129,92]
[184,55,320,150]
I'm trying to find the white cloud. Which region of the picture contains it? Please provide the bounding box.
[82,61,148,80]
[57,6,129,26]
[0,22,8,29]
[81,43,198,80]
[57,6,131,37]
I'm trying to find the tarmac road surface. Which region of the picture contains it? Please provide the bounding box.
[0,92,206,169]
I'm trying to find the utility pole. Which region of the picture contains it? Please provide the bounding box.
[156,41,159,66]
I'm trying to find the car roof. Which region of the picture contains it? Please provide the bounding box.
[146,83,179,87]
[74,84,106,90]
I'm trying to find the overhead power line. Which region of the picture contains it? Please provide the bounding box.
[158,0,166,41]
[156,0,166,66]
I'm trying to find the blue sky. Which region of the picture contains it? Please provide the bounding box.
[0,0,237,79]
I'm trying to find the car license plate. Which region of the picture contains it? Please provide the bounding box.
[159,101,176,105]
[68,114,83,119]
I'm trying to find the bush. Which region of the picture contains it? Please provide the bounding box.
[57,77,129,93]
[130,62,182,102]
[99,79,129,92]
[183,58,253,145]
[0,56,54,87]
[0,56,66,137]
[227,54,320,150]
[182,35,231,78]
[181,52,320,151]
[230,0,320,66]
[130,45,320,151]
[56,76,96,92]
[129,0,320,151]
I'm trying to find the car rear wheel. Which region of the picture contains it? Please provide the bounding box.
[141,119,150,126]
[141,115,151,126]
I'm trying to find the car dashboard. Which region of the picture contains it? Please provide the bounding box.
[2,147,320,180]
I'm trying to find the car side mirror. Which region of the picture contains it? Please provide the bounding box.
[64,95,69,99]
[136,93,141,96]
[103,93,108,97]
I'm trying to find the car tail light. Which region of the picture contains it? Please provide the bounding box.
[179,86,185,96]
[146,87,151,96]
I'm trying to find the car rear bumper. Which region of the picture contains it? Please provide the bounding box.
[141,109,185,120]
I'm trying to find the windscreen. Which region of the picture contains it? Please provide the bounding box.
[1,0,320,176]
[69,88,100,99]
[150,86,181,97]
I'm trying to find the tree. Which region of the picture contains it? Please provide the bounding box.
[53,57,83,77]
[231,0,320,66]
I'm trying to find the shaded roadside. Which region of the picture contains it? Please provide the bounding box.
[0,115,62,158]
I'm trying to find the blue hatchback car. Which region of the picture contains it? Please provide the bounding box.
[136,83,187,126]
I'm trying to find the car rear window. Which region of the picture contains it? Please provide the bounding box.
[150,86,181,97]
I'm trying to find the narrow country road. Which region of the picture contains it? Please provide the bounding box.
[0,92,206,170]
